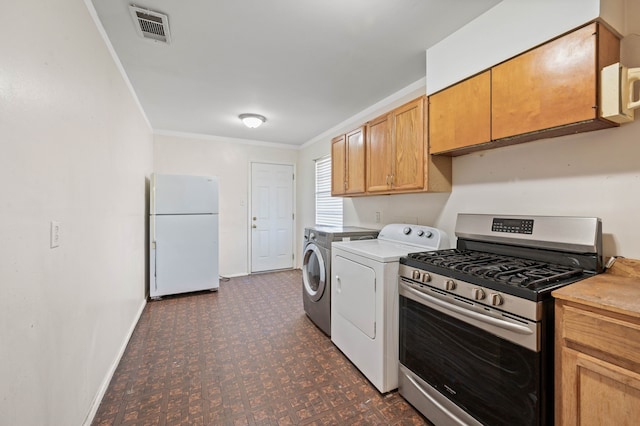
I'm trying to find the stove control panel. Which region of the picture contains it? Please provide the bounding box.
[492,218,534,234]
[399,264,541,321]
[412,270,431,283]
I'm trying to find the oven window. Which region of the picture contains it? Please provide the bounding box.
[399,296,541,426]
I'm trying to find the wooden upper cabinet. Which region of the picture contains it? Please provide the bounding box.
[429,22,620,156]
[345,127,366,194]
[366,97,424,193]
[331,127,366,196]
[492,22,619,140]
[365,113,393,193]
[392,98,424,191]
[429,71,491,154]
[331,95,451,197]
[331,134,346,196]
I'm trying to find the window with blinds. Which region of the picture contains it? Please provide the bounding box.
[315,156,342,226]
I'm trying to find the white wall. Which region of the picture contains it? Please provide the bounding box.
[153,132,298,276]
[0,1,153,425]
[300,1,640,260]
[428,0,640,258]
[295,80,428,263]
[434,116,640,258]
[426,0,602,94]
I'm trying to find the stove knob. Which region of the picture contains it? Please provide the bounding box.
[412,270,421,280]
[403,226,412,235]
[472,288,486,300]
[417,230,425,237]
[444,280,456,291]
[490,294,504,306]
[420,272,431,283]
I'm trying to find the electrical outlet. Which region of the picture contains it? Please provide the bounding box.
[50,221,61,248]
[375,211,381,223]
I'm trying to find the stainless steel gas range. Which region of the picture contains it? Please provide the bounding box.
[398,214,603,426]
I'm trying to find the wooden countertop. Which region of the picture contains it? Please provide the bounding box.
[552,258,640,319]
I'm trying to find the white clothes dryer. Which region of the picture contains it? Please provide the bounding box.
[331,223,449,393]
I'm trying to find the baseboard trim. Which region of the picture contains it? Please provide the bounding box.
[82,298,147,426]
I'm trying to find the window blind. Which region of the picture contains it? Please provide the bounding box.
[315,156,342,226]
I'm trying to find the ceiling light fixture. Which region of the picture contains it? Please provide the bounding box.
[239,113,266,129]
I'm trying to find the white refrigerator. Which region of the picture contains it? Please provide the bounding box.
[150,173,219,298]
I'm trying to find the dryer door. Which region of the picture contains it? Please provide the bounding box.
[302,243,326,301]
[333,254,376,338]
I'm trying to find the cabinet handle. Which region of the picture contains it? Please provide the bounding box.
[386,175,390,185]
[390,175,394,186]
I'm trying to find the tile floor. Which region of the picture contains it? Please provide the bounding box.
[92,269,431,425]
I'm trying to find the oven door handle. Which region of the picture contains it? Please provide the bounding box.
[400,281,533,336]
[400,365,479,426]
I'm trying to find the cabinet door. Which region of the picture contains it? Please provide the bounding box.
[345,127,366,194]
[366,113,393,193]
[429,71,491,154]
[559,347,640,426]
[331,134,346,196]
[393,97,424,191]
[492,23,598,140]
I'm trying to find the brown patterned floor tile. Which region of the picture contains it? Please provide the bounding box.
[92,270,431,426]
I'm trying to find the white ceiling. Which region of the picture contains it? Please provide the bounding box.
[91,0,500,146]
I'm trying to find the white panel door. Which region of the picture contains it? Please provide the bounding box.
[251,163,294,272]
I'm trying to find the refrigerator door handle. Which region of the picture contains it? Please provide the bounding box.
[150,175,156,215]
[151,215,157,291]
[154,241,157,291]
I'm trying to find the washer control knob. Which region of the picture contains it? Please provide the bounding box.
[424,231,433,238]
[310,232,316,240]
[412,270,421,280]
[444,279,456,291]
[420,272,431,283]
[472,288,486,300]
[490,294,504,306]
[403,226,412,235]
[417,230,425,237]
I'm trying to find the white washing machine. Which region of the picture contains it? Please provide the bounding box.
[331,223,449,393]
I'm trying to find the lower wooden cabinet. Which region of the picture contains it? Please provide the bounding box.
[553,258,640,425]
[558,347,640,426]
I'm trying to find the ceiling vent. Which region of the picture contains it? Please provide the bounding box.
[129,5,171,44]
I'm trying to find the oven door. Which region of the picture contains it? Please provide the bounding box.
[399,279,544,426]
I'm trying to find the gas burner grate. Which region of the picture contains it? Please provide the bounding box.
[407,249,584,290]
